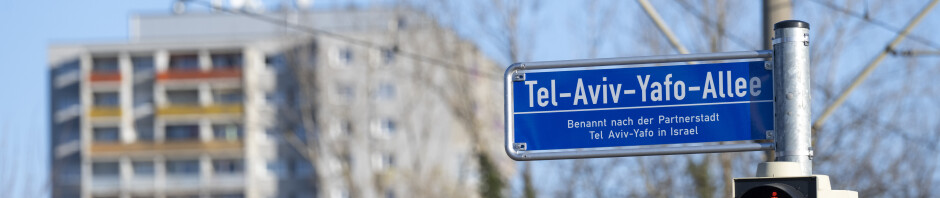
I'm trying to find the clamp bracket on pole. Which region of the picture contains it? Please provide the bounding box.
[772,33,809,46]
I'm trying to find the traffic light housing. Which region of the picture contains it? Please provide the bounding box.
[734,176,816,198]
[733,175,857,198]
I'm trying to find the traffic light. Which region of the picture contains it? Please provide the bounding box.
[734,176,816,198]
[733,175,857,198]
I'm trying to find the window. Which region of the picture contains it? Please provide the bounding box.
[341,48,353,64]
[333,47,353,66]
[382,48,396,65]
[92,57,119,72]
[132,56,154,73]
[384,154,395,168]
[212,124,242,141]
[93,127,120,143]
[92,162,119,177]
[133,161,155,176]
[267,160,287,178]
[381,119,396,135]
[169,54,199,70]
[342,153,354,168]
[375,83,396,100]
[373,153,395,170]
[343,121,352,135]
[331,119,353,137]
[57,128,80,144]
[372,118,396,137]
[211,53,243,69]
[166,160,199,175]
[56,85,80,109]
[166,90,199,105]
[212,89,243,104]
[133,82,153,106]
[211,194,244,198]
[336,83,354,101]
[212,159,243,174]
[57,120,80,144]
[62,155,82,182]
[136,117,154,142]
[265,55,286,70]
[288,158,312,177]
[165,125,199,141]
[93,92,119,107]
[396,16,407,29]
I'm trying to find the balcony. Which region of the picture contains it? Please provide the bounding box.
[54,105,81,123]
[124,176,156,193]
[54,140,80,158]
[210,173,246,191]
[157,68,241,81]
[157,104,242,116]
[90,176,120,195]
[90,140,243,156]
[89,71,122,82]
[165,175,202,192]
[88,106,122,117]
[54,70,81,88]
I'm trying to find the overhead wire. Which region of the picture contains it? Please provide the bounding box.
[805,0,940,50]
[184,0,504,80]
[811,0,939,130]
[674,0,759,50]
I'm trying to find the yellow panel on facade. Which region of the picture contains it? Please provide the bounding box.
[157,104,243,116]
[88,107,122,117]
[90,140,243,154]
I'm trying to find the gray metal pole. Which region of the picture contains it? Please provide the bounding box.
[772,20,812,175]
[762,0,792,162]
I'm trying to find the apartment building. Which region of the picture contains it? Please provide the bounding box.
[49,8,508,198]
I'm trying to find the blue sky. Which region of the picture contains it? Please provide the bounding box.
[0,1,174,196]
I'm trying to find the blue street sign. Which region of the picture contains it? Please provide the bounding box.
[509,61,773,152]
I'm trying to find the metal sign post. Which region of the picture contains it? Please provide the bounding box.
[731,20,857,198]
[772,20,813,175]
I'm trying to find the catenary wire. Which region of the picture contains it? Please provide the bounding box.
[674,0,760,50]
[805,0,940,50]
[184,0,504,80]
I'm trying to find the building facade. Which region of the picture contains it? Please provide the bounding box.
[50,8,508,198]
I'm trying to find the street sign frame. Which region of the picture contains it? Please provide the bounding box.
[504,50,777,161]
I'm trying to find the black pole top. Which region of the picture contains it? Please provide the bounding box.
[774,20,810,30]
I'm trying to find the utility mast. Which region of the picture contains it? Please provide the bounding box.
[763,0,793,50]
[761,0,792,161]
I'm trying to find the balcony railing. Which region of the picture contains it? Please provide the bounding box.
[88,106,122,117]
[89,71,121,82]
[54,70,81,88]
[90,140,243,154]
[157,68,241,81]
[157,104,242,116]
[90,176,120,194]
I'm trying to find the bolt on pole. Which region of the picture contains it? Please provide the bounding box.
[772,20,812,176]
